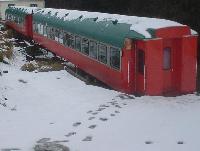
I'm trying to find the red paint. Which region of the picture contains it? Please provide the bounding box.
[135,40,145,95]
[5,14,198,96]
[180,35,197,93]
[25,15,33,38]
[145,39,164,95]
[33,32,132,93]
[156,26,191,39]
[5,15,33,38]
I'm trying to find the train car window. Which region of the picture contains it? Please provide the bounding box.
[89,41,97,59]
[50,27,55,40]
[32,22,34,29]
[138,50,145,74]
[68,34,75,48]
[8,4,15,7]
[163,47,171,70]
[110,47,120,70]
[55,29,59,42]
[30,4,38,7]
[43,25,47,37]
[59,30,64,44]
[37,24,41,34]
[98,44,107,64]
[40,24,44,35]
[82,38,89,55]
[7,14,9,20]
[63,33,74,48]
[14,16,18,23]
[75,36,81,51]
[19,18,21,26]
[35,23,39,33]
[63,32,69,46]
[47,26,51,38]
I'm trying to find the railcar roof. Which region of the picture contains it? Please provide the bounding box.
[6,7,197,48]
[6,6,40,15]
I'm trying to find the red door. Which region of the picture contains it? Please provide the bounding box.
[135,41,145,95]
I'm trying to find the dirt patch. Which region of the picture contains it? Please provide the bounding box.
[21,58,65,72]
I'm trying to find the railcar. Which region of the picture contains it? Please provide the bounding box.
[5,6,198,96]
[5,6,39,38]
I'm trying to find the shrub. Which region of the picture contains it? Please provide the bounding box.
[5,29,13,38]
[21,63,36,72]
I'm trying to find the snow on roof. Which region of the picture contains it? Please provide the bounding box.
[12,6,40,14]
[36,8,194,38]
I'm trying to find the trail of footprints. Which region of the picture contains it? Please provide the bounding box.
[34,94,185,146]
[63,94,134,142]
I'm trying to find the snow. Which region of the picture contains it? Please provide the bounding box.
[8,6,197,38]
[11,6,40,14]
[35,8,196,38]
[1,37,200,151]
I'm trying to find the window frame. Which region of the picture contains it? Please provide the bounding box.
[110,47,121,70]
[89,40,98,59]
[98,43,108,64]
[75,36,82,51]
[30,4,38,7]
[81,38,89,55]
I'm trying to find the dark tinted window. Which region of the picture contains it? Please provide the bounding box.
[98,44,107,64]
[8,4,15,7]
[138,50,145,74]
[63,33,75,48]
[163,47,171,70]
[89,41,97,59]
[110,47,120,70]
[82,38,89,55]
[30,4,38,7]
[75,36,81,51]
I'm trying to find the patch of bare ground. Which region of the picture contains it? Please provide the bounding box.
[21,58,65,72]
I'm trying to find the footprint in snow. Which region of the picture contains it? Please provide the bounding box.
[37,138,51,143]
[99,118,108,121]
[92,112,98,115]
[1,148,21,151]
[87,110,93,114]
[177,141,184,144]
[115,105,122,108]
[65,132,76,137]
[88,117,95,120]
[52,140,69,143]
[99,104,109,108]
[3,70,8,74]
[145,141,153,144]
[18,79,27,84]
[117,94,135,100]
[96,107,106,112]
[88,125,97,129]
[110,114,115,117]
[82,136,92,142]
[73,122,81,127]
[115,111,120,113]
[108,101,118,106]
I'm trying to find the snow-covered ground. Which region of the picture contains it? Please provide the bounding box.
[1,41,200,151]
